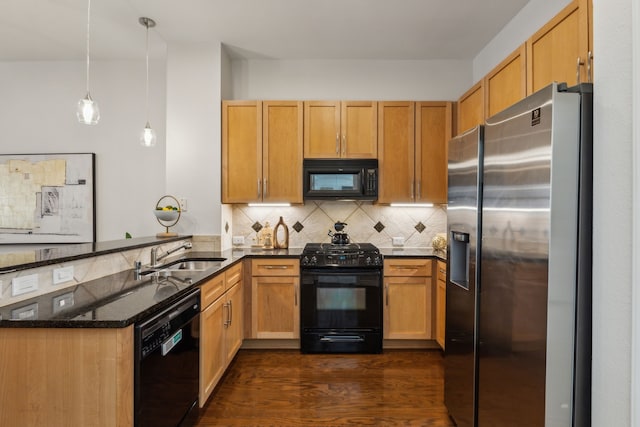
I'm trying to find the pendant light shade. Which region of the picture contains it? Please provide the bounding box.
[139,17,156,147]
[77,0,100,125]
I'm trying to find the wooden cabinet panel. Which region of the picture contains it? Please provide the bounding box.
[200,295,226,405]
[263,101,303,203]
[252,275,300,339]
[0,327,133,427]
[378,101,415,203]
[222,101,262,203]
[224,282,244,363]
[201,273,225,309]
[384,276,432,340]
[303,101,377,159]
[457,81,484,135]
[526,0,590,94]
[383,258,433,341]
[384,258,432,277]
[484,44,527,119]
[303,101,341,158]
[342,101,378,158]
[415,102,453,204]
[436,260,447,349]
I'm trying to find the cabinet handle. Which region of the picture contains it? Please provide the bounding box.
[228,300,233,326]
[576,56,585,84]
[263,265,289,269]
[335,133,340,154]
[342,135,346,155]
[416,181,421,200]
[411,182,415,200]
[257,179,261,199]
[439,268,446,274]
[295,284,298,306]
[393,265,423,270]
[264,178,268,198]
[587,51,593,83]
[224,302,230,327]
[385,283,389,306]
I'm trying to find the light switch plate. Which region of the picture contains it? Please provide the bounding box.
[12,274,39,297]
[232,236,245,245]
[53,266,74,285]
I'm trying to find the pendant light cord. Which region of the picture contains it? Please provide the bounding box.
[85,0,92,94]
[145,21,150,122]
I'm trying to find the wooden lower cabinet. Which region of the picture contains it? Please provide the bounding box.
[383,259,433,340]
[0,326,133,427]
[199,263,244,407]
[250,258,300,339]
[435,260,447,349]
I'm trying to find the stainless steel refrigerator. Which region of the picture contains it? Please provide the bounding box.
[445,83,592,427]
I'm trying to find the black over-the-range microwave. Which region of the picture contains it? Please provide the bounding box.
[303,158,378,201]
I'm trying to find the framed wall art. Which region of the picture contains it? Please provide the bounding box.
[0,153,96,244]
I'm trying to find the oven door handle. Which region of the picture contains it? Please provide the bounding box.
[320,335,365,343]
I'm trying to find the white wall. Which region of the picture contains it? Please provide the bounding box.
[472,0,573,82]
[165,43,223,238]
[0,59,166,241]
[592,0,635,425]
[229,59,471,100]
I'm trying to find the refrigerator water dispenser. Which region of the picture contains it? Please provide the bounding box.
[449,231,470,290]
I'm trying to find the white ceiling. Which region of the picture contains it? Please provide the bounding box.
[0,0,531,61]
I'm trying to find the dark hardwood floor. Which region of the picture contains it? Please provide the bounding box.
[196,349,455,426]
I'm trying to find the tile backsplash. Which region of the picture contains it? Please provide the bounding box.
[232,201,446,248]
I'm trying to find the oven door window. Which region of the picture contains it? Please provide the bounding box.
[301,271,381,330]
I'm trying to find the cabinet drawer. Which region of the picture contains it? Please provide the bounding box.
[225,262,243,289]
[251,258,299,276]
[384,258,432,277]
[437,260,446,282]
[201,273,225,309]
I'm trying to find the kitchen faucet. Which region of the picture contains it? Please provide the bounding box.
[150,242,192,267]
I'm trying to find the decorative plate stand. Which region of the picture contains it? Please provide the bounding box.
[154,195,181,237]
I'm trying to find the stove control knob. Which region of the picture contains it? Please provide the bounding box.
[302,256,309,265]
[365,256,371,265]
[310,256,317,265]
[374,256,382,265]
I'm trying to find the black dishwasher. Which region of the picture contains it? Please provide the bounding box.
[134,288,201,427]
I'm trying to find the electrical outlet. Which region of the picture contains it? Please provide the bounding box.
[392,237,405,246]
[53,266,74,285]
[11,302,38,320]
[179,198,188,212]
[53,292,75,313]
[232,236,245,245]
[12,274,39,297]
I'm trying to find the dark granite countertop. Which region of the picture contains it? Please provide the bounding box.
[0,245,443,329]
[0,235,192,273]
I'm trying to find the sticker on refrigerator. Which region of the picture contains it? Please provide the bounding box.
[531,108,541,126]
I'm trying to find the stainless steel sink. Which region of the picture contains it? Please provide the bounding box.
[141,258,226,275]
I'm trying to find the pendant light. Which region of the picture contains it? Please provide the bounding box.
[139,17,156,147]
[77,0,100,125]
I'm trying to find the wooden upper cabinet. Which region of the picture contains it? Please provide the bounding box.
[526,0,591,94]
[484,44,527,119]
[304,101,377,158]
[222,100,302,204]
[378,102,415,203]
[222,101,262,203]
[263,101,303,203]
[415,102,452,204]
[456,81,484,135]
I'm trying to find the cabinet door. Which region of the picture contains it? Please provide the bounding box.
[415,102,452,204]
[199,296,226,406]
[377,101,415,203]
[457,81,484,135]
[263,101,303,203]
[436,261,447,349]
[526,0,590,94]
[304,101,341,158]
[484,44,527,119]
[252,275,300,339]
[342,101,378,158]
[384,275,432,340]
[222,101,263,203]
[224,281,244,362]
